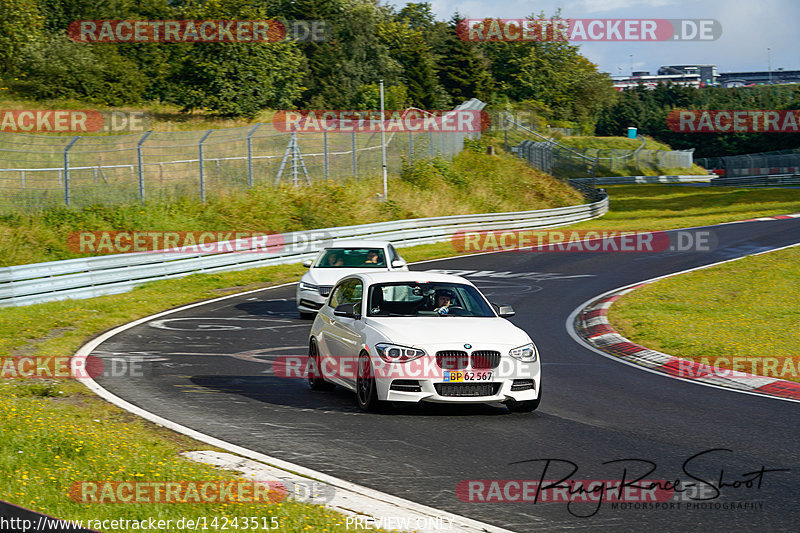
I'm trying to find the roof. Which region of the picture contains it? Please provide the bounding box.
[324,239,395,248]
[352,271,474,285]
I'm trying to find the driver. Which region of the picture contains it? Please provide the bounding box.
[433,288,456,315]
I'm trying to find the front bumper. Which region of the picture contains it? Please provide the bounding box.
[382,378,540,404]
[372,353,540,404]
[296,287,329,313]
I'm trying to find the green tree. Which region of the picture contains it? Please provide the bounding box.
[16,35,147,105]
[0,0,44,74]
[378,19,445,108]
[435,16,495,104]
[169,41,306,117]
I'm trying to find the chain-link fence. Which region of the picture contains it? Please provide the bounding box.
[696,149,800,178]
[499,113,693,180]
[0,100,485,213]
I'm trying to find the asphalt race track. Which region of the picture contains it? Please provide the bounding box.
[93,218,800,532]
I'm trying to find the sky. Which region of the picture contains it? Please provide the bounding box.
[382,0,800,76]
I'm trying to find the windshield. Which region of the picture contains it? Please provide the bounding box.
[367,282,496,317]
[315,248,386,268]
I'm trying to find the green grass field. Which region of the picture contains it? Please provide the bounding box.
[608,244,800,383]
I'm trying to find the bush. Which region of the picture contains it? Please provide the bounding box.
[15,36,146,105]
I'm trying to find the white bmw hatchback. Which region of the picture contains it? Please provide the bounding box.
[308,272,541,412]
[296,240,408,318]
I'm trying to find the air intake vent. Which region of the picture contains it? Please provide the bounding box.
[471,351,500,369]
[434,383,501,397]
[436,351,469,370]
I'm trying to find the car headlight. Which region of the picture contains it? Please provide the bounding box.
[509,342,538,363]
[375,343,426,363]
[299,281,318,292]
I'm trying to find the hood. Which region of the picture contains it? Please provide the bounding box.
[366,317,533,350]
[302,268,378,286]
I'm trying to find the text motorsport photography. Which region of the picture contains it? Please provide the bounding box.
[458,449,788,518]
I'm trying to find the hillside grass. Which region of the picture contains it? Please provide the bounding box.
[0,148,583,266]
[558,135,673,151]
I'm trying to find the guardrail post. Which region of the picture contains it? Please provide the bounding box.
[503,114,508,153]
[137,131,152,204]
[20,170,25,189]
[247,123,260,188]
[351,131,357,178]
[323,130,329,180]
[63,136,80,207]
[198,130,213,202]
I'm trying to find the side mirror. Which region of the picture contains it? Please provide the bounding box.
[302,259,313,268]
[391,259,407,269]
[493,304,515,318]
[333,302,361,320]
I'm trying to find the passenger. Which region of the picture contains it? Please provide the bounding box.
[363,251,380,264]
[326,252,344,267]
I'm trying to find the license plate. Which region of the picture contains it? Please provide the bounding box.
[443,371,493,382]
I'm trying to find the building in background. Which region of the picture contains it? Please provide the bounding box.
[610,64,800,90]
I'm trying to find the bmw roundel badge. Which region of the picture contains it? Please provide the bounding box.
[464,344,472,349]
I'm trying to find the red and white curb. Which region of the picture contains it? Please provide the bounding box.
[569,242,800,402]
[730,213,800,223]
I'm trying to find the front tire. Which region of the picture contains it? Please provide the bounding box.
[308,340,333,391]
[356,352,384,411]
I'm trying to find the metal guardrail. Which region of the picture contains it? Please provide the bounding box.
[710,174,800,187]
[697,150,800,178]
[0,195,608,307]
[502,114,694,180]
[571,175,711,185]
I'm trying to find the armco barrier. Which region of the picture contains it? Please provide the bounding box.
[710,174,800,187]
[570,175,710,186]
[1,194,608,307]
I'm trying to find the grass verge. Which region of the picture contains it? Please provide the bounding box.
[1,185,799,529]
[608,244,800,383]
[569,185,800,231]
